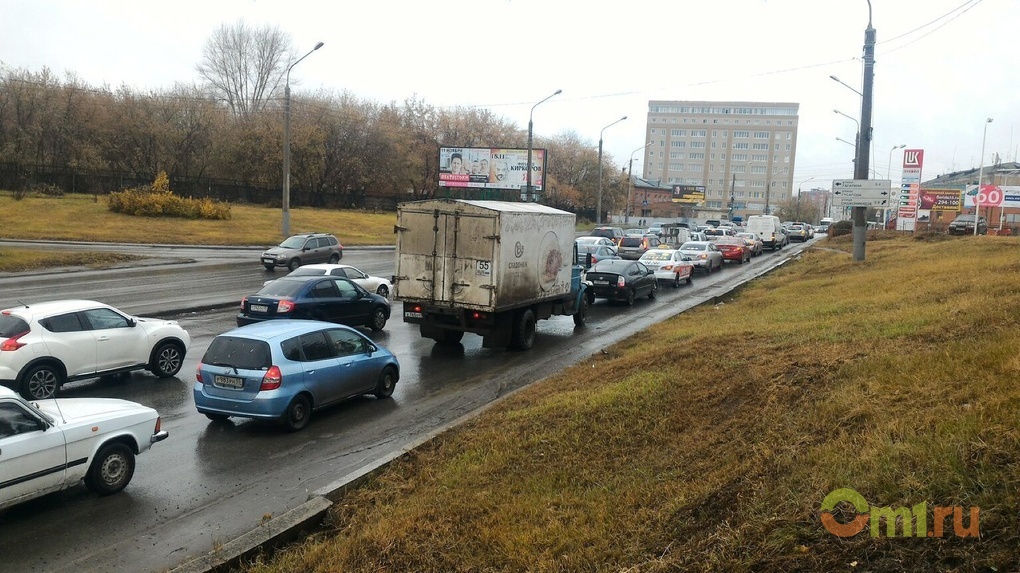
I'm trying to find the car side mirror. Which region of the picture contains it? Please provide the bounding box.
[127,318,137,327]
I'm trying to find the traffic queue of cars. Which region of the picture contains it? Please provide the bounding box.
[0,233,403,511]
[0,220,817,511]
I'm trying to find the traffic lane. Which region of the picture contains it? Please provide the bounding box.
[0,249,395,317]
[0,246,801,573]
[0,298,627,573]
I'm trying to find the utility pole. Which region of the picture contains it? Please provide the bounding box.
[729,174,736,221]
[852,1,876,261]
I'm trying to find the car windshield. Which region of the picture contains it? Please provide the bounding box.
[0,314,30,337]
[591,260,630,272]
[257,279,307,297]
[288,268,327,277]
[203,336,272,370]
[278,236,306,249]
[640,251,672,261]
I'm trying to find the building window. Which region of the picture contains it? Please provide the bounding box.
[733,143,749,150]
[691,142,706,149]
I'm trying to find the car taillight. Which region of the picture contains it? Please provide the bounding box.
[154,416,163,433]
[260,365,283,391]
[277,300,295,313]
[240,296,247,310]
[0,330,29,351]
[196,363,203,383]
[616,276,626,287]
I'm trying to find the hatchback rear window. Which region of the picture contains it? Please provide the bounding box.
[0,315,30,338]
[619,238,643,247]
[203,336,272,370]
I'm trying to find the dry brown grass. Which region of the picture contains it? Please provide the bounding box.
[0,192,396,247]
[0,249,145,272]
[239,233,1020,573]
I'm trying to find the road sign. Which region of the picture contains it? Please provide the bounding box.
[832,179,893,207]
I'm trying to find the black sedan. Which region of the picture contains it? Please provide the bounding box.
[586,259,658,305]
[237,276,390,331]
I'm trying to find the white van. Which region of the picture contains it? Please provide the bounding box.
[746,215,786,251]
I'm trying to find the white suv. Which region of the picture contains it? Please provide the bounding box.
[0,300,191,400]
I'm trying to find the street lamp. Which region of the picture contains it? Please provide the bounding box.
[797,177,816,222]
[976,117,993,236]
[526,89,561,203]
[884,144,905,228]
[282,41,324,238]
[830,75,864,97]
[625,142,651,224]
[597,116,627,224]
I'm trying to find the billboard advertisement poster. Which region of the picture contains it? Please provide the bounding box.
[963,185,1020,209]
[918,189,962,212]
[671,184,706,204]
[439,147,546,191]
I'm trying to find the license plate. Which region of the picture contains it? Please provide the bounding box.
[250,304,269,313]
[261,258,274,264]
[593,280,610,285]
[213,375,244,389]
[404,311,423,319]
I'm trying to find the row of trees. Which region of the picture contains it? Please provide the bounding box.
[0,23,631,217]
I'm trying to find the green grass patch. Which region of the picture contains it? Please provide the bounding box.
[237,234,1020,573]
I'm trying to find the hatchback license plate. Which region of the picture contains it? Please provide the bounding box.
[593,280,610,285]
[250,304,269,313]
[214,375,243,389]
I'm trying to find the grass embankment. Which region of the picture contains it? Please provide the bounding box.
[0,192,398,272]
[237,233,1020,573]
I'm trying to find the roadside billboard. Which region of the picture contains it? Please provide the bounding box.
[671,184,706,204]
[963,185,1020,209]
[439,147,546,191]
[918,189,962,212]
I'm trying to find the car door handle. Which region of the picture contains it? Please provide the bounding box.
[96,336,110,342]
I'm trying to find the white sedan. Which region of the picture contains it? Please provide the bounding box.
[264,264,393,298]
[0,386,168,510]
[638,249,695,286]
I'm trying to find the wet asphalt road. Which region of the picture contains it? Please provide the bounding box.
[0,241,813,572]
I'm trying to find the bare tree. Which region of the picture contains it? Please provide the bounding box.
[196,20,293,118]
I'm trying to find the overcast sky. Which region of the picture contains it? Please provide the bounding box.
[3,0,1015,192]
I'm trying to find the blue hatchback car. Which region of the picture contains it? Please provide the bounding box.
[194,320,399,431]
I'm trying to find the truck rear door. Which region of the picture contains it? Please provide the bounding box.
[396,207,497,307]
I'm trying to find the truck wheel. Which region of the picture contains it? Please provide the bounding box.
[440,330,464,344]
[572,295,590,327]
[510,309,536,350]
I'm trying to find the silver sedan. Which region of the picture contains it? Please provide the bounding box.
[678,241,724,273]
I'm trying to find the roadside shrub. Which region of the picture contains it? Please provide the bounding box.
[829,220,853,237]
[107,172,231,220]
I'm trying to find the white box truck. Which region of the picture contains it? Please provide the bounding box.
[393,199,593,349]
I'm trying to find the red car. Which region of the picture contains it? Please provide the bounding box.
[714,238,752,264]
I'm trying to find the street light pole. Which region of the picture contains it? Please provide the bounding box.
[282,41,324,238]
[597,116,627,224]
[626,142,651,224]
[976,118,993,236]
[526,89,561,203]
[797,177,816,222]
[884,144,905,228]
[850,1,876,261]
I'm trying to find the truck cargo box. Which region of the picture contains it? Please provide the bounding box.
[394,199,575,313]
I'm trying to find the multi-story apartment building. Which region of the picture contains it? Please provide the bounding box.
[642,100,799,220]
